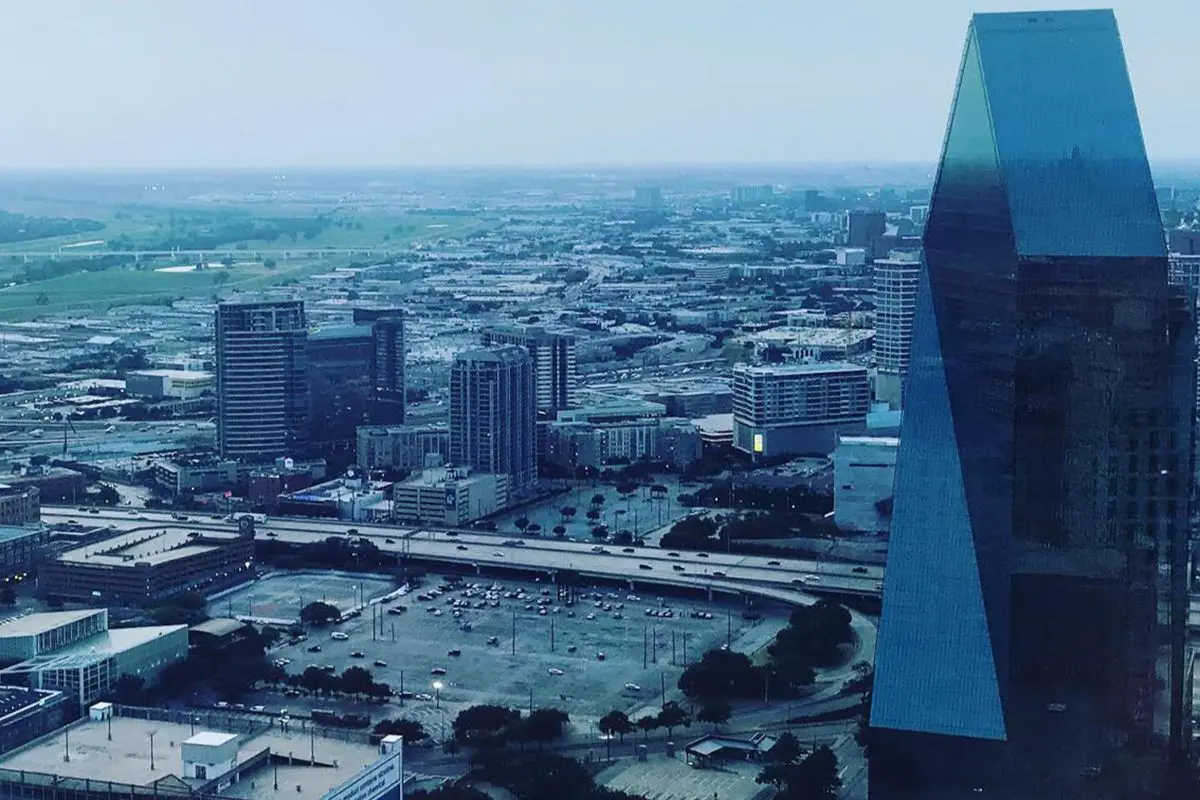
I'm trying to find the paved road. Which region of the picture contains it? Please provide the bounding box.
[42,506,884,600]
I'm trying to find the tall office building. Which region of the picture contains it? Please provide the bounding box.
[307,324,373,469]
[633,187,663,210]
[870,11,1195,798]
[370,315,406,425]
[481,325,576,415]
[873,258,920,408]
[449,346,537,495]
[215,299,309,461]
[847,209,887,260]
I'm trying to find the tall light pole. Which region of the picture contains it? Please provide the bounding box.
[433,680,443,709]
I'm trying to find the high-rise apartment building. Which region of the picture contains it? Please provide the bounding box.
[369,315,406,425]
[307,324,373,469]
[732,363,870,457]
[480,325,576,415]
[215,299,308,461]
[633,187,663,210]
[873,258,920,408]
[449,346,536,495]
[870,11,1195,798]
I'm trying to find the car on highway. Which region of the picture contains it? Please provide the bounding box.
[853,566,868,574]
[622,548,636,554]
[767,560,781,566]
[672,565,685,572]
[493,551,505,558]
[457,545,469,551]
[697,552,709,558]
[638,564,652,571]
[667,552,680,557]
[712,571,726,578]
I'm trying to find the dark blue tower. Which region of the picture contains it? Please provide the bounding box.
[869,10,1194,798]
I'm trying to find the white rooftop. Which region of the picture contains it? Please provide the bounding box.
[184,731,239,748]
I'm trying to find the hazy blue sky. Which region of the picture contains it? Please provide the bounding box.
[1,0,1194,168]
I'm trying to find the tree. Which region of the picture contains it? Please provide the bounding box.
[523,708,569,750]
[515,517,530,534]
[697,697,731,729]
[0,587,16,606]
[300,666,333,695]
[772,731,802,765]
[220,256,235,268]
[790,745,841,800]
[552,525,567,538]
[525,523,542,537]
[655,701,691,739]
[598,709,634,760]
[373,717,428,744]
[560,506,577,523]
[636,714,659,742]
[591,494,605,507]
[35,291,49,306]
[586,509,601,522]
[262,258,277,269]
[453,704,521,747]
[300,601,340,626]
[340,666,375,697]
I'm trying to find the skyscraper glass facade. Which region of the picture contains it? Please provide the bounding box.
[870,10,1194,797]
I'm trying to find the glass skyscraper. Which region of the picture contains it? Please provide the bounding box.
[870,10,1195,798]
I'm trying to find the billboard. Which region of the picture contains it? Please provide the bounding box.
[753,433,764,454]
[322,751,402,800]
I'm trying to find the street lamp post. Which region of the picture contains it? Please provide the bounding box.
[433,680,443,709]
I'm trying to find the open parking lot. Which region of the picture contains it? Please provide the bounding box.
[255,573,786,735]
[210,570,397,624]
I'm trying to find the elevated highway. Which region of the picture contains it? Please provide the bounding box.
[41,506,885,603]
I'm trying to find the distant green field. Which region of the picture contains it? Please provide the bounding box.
[0,214,486,321]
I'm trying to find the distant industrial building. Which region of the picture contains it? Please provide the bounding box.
[832,435,898,534]
[873,258,920,408]
[152,456,239,495]
[633,186,664,210]
[739,326,875,362]
[0,703,402,800]
[41,526,256,606]
[0,609,187,708]
[481,324,577,414]
[392,466,509,526]
[732,363,871,456]
[0,485,38,526]
[247,458,324,512]
[356,423,449,472]
[124,370,215,399]
[215,298,309,462]
[730,185,774,208]
[647,381,733,417]
[450,346,537,496]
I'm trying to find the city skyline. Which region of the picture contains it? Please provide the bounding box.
[0,1,1196,169]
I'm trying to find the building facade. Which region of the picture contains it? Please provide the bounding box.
[391,467,509,526]
[732,363,871,457]
[366,313,406,425]
[356,423,450,472]
[873,258,920,408]
[481,325,577,415]
[215,299,309,462]
[870,11,1195,798]
[450,346,537,495]
[307,325,374,469]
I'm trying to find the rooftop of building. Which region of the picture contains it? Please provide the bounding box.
[0,714,383,799]
[454,344,530,364]
[189,618,251,638]
[0,625,185,673]
[399,466,494,488]
[56,527,244,567]
[358,421,449,435]
[217,296,302,309]
[0,524,43,543]
[0,609,104,638]
[739,327,875,347]
[0,687,60,720]
[838,435,900,447]
[307,323,372,342]
[282,477,389,503]
[126,369,214,381]
[733,362,869,377]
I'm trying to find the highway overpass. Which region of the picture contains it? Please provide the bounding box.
[40,506,885,603]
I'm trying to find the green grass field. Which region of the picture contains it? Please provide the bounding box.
[0,212,488,320]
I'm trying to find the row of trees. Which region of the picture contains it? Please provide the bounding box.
[679,600,855,704]
[659,509,837,553]
[291,664,390,701]
[452,704,570,750]
[677,482,833,515]
[594,702,696,760]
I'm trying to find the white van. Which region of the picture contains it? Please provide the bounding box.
[624,683,641,692]
[330,631,349,641]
